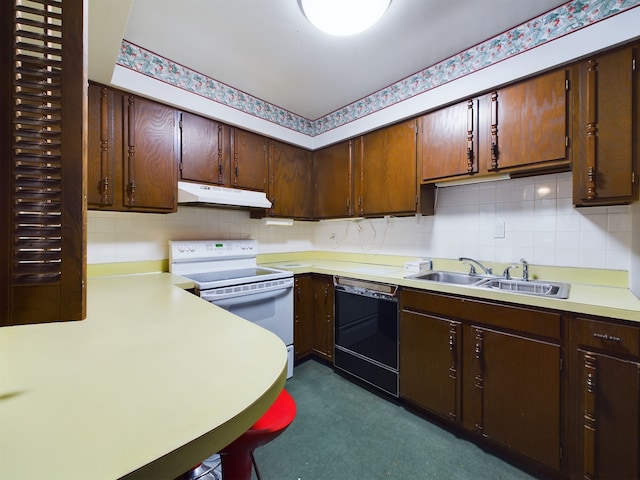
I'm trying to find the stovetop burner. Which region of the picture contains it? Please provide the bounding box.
[185,267,278,284]
[184,266,292,290]
[169,239,292,290]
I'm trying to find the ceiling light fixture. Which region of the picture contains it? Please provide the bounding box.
[300,0,391,36]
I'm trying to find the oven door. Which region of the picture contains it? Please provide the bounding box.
[201,279,294,346]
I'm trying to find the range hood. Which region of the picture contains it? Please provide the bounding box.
[177,181,272,209]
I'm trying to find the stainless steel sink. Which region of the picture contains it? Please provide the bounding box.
[405,270,491,286]
[478,278,571,299]
[405,270,571,299]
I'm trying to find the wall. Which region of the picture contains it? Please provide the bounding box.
[88,172,632,274]
[631,200,640,296]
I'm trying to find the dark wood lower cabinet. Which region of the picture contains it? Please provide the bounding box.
[466,326,561,471]
[312,275,334,362]
[399,310,461,422]
[400,289,640,479]
[400,288,564,477]
[571,313,640,480]
[293,274,334,363]
[294,275,314,360]
[577,350,640,480]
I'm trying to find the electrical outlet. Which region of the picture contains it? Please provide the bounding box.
[494,220,505,238]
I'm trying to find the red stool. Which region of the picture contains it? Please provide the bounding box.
[219,388,296,480]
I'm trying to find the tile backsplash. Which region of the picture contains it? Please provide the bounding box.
[88,172,632,271]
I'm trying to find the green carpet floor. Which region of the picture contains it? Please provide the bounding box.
[252,360,538,480]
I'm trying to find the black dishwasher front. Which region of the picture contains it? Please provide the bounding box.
[334,277,399,396]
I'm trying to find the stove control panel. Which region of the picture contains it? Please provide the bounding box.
[169,239,257,262]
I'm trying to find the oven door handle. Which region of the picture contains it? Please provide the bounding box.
[200,280,293,302]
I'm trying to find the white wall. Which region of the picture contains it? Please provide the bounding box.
[88,172,632,274]
[631,200,640,296]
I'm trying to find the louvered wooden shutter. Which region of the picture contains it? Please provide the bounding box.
[1,0,86,326]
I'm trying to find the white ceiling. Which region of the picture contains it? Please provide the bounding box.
[89,0,567,121]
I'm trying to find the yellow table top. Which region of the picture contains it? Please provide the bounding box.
[0,273,287,479]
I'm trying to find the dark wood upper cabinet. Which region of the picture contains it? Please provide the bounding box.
[418,99,479,182]
[483,68,570,174]
[355,118,418,216]
[87,83,116,207]
[313,140,353,218]
[123,95,178,212]
[268,140,314,219]
[179,111,229,186]
[179,115,267,192]
[231,128,268,191]
[573,44,638,206]
[88,84,178,213]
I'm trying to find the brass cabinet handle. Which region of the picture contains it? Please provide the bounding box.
[592,332,622,342]
[102,176,109,204]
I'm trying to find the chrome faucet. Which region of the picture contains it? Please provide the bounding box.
[458,257,493,276]
[503,264,519,280]
[520,258,529,281]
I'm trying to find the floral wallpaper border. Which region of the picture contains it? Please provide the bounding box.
[116,0,640,137]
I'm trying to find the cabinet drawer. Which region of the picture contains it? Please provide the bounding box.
[401,288,561,340]
[575,317,640,356]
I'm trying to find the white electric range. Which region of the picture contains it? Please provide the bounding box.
[169,239,294,378]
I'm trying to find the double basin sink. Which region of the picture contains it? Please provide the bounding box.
[406,270,571,299]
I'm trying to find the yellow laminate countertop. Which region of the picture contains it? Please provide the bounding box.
[0,273,288,480]
[263,258,640,323]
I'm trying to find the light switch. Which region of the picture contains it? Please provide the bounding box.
[494,220,505,238]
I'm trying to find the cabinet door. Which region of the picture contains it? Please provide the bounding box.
[2,0,85,325]
[312,275,334,361]
[419,99,478,182]
[268,140,313,218]
[87,83,117,207]
[400,310,461,422]
[232,128,267,191]
[355,119,417,216]
[468,326,561,470]
[487,68,568,172]
[314,140,353,218]
[573,45,637,205]
[578,350,640,480]
[180,112,229,185]
[124,96,178,212]
[294,274,314,360]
